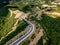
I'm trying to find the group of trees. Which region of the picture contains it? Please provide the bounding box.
[29,13,60,45]
[40,14,60,45]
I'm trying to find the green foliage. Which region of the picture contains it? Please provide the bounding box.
[0,6,9,17]
[0,20,28,45]
[30,13,60,45]
[0,4,18,39]
[13,2,27,11]
[0,15,16,39]
[40,14,60,45]
[37,37,43,45]
[8,0,42,12]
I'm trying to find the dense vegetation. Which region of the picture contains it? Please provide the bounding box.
[30,13,60,45]
[37,37,43,45]
[40,14,60,45]
[0,6,9,17]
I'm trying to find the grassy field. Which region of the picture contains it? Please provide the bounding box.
[0,5,17,39]
[0,14,16,39]
[0,20,28,45]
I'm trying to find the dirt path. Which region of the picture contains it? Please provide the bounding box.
[9,9,13,17]
[44,12,60,18]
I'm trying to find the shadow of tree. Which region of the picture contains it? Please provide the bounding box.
[0,6,9,17]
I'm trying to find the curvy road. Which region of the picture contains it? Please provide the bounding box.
[10,19,34,45]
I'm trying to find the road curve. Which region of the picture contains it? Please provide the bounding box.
[10,19,34,45]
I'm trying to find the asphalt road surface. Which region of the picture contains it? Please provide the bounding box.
[10,19,34,45]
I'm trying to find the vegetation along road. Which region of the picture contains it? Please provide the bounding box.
[10,18,34,45]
